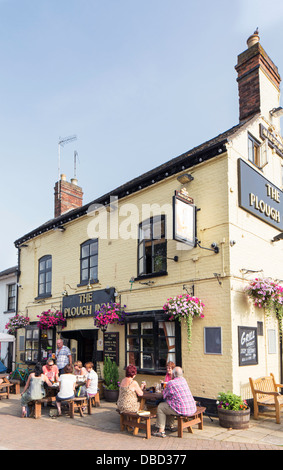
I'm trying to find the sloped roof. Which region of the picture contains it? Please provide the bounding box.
[14,116,255,247]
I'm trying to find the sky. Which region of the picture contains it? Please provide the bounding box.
[1,0,283,272]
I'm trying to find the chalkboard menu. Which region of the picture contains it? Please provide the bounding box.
[104,332,119,365]
[238,326,258,366]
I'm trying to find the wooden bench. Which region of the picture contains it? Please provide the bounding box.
[9,379,21,394]
[249,373,283,424]
[28,396,56,418]
[0,378,13,399]
[68,397,88,418]
[87,391,100,414]
[174,406,206,438]
[119,411,156,439]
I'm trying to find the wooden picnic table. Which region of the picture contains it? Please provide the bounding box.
[139,391,163,410]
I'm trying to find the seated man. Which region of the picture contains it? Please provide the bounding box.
[153,366,197,438]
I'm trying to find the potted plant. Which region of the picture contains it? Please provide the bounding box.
[217,391,250,429]
[36,310,66,330]
[103,356,120,402]
[5,314,30,335]
[163,294,204,349]
[94,303,127,331]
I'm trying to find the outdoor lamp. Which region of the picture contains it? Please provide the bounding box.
[177,173,194,184]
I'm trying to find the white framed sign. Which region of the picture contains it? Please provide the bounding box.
[173,192,196,246]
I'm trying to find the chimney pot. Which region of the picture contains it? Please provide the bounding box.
[247,29,260,48]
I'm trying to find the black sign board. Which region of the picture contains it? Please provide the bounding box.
[238,158,283,231]
[62,288,115,319]
[238,326,258,366]
[104,332,119,365]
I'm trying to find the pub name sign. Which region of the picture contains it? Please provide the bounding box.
[62,288,115,319]
[238,159,283,231]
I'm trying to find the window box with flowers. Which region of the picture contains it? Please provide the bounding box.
[245,278,283,336]
[163,294,204,349]
[93,303,127,331]
[36,310,66,330]
[5,314,30,335]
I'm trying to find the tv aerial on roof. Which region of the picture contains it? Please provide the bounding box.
[58,134,77,181]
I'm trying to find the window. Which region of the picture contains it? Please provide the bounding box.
[7,283,16,311]
[125,313,180,373]
[38,255,52,297]
[204,327,222,354]
[25,327,39,362]
[80,239,98,284]
[25,326,55,363]
[248,134,260,167]
[138,216,167,277]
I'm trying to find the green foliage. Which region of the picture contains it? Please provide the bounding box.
[103,356,119,390]
[217,391,248,411]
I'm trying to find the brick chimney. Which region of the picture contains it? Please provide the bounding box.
[54,174,83,218]
[235,30,281,123]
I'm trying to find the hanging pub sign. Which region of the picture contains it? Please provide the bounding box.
[238,158,283,231]
[238,326,258,366]
[62,288,115,319]
[173,189,196,247]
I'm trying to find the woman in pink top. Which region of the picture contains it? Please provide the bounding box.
[164,361,175,383]
[42,358,59,383]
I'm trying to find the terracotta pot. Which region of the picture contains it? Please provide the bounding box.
[218,407,250,429]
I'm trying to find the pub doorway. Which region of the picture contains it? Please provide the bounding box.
[61,329,98,368]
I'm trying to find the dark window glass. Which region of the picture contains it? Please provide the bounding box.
[38,255,52,297]
[80,239,98,284]
[138,216,166,276]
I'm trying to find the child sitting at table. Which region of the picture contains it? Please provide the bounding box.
[85,362,98,398]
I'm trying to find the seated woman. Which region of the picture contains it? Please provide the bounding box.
[56,364,77,416]
[74,360,88,378]
[163,361,176,384]
[21,362,53,417]
[117,364,145,413]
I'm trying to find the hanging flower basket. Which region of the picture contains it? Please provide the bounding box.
[245,278,283,336]
[5,314,30,335]
[163,294,204,349]
[94,303,127,331]
[37,310,66,330]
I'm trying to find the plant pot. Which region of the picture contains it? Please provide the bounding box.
[218,407,250,429]
[103,387,119,402]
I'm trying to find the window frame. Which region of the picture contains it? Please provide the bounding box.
[248,133,261,168]
[204,327,222,355]
[79,239,99,286]
[137,215,167,279]
[125,311,181,375]
[37,255,52,298]
[7,283,16,311]
[24,324,56,364]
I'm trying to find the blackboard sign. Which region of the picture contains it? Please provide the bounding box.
[238,326,258,366]
[104,332,119,365]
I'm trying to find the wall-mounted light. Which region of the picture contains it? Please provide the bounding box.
[177,173,194,184]
[196,239,219,254]
[270,107,283,117]
[53,226,66,232]
[272,232,283,242]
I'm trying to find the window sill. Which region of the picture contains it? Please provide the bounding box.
[3,310,16,314]
[77,279,99,287]
[135,271,168,281]
[34,294,52,300]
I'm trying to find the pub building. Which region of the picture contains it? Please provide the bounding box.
[14,32,283,411]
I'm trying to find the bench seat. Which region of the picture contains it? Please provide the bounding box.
[119,411,156,439]
[174,406,206,438]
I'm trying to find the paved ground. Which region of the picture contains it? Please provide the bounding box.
[0,393,283,451]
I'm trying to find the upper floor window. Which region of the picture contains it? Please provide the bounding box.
[80,239,98,284]
[7,283,16,311]
[38,255,52,297]
[138,215,167,277]
[248,134,260,167]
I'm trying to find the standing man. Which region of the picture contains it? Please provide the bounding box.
[56,339,72,375]
[153,366,197,438]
